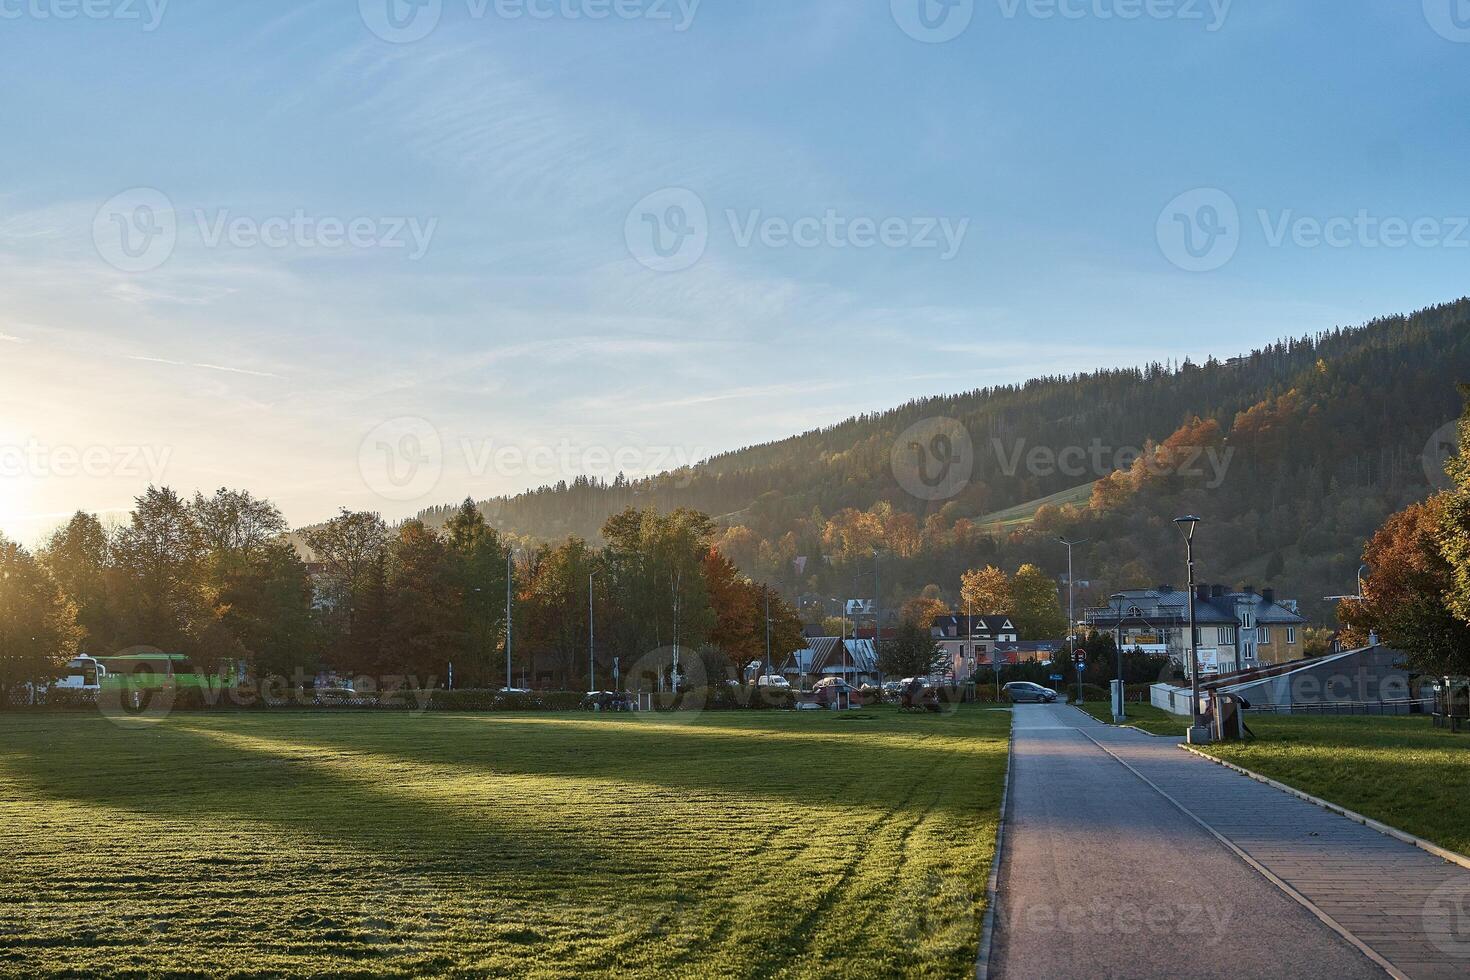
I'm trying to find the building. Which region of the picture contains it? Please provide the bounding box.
[1151,645,1428,715]
[928,615,1021,683]
[1085,584,1306,677]
[783,637,878,687]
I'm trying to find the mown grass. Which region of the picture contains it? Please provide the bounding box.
[0,705,1009,978]
[1074,701,1190,737]
[1197,714,1470,856]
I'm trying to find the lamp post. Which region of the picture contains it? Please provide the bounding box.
[588,571,596,694]
[1174,516,1209,743]
[1058,537,1087,702]
[505,551,515,691]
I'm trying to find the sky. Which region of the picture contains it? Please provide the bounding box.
[1,0,1468,546]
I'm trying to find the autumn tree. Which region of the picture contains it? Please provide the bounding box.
[1340,495,1470,677]
[961,566,1012,615]
[0,536,82,703]
[901,595,949,629]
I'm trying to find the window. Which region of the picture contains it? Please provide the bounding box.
[1259,627,1272,645]
[1219,627,1236,644]
[1287,627,1297,644]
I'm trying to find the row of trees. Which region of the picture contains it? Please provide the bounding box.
[0,494,806,700]
[1342,387,1470,677]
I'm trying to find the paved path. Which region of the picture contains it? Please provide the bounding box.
[990,703,1470,980]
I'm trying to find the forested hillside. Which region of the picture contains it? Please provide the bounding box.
[420,301,1470,624]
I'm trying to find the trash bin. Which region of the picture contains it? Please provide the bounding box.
[1212,692,1246,742]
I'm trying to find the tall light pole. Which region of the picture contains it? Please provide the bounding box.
[764,587,773,680]
[505,551,515,691]
[1175,516,1208,742]
[588,571,597,694]
[1059,537,1087,703]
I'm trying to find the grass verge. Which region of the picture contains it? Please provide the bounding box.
[1196,714,1470,856]
[1074,701,1190,737]
[0,705,1008,978]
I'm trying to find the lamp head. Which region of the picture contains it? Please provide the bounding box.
[1174,515,1202,542]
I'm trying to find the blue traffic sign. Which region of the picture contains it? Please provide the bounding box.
[1076,664,1087,673]
[1050,674,1064,681]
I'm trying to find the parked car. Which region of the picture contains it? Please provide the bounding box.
[1003,681,1058,704]
[581,691,630,711]
[753,675,791,690]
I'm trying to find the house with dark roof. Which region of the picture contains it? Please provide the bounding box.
[782,636,878,687]
[1085,584,1307,677]
[927,614,1024,682]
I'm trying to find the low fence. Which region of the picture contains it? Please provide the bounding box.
[1151,683,1194,716]
[1245,698,1433,717]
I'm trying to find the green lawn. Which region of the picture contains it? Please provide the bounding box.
[1074,701,1191,737]
[0,706,1008,978]
[1197,714,1470,856]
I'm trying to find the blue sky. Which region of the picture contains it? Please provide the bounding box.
[1,0,1467,544]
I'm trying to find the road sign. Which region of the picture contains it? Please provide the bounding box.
[1073,650,1086,664]
[1050,674,1064,681]
[1077,663,1086,673]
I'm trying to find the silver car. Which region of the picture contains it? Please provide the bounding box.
[1004,682,1058,704]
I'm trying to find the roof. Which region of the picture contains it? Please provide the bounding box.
[930,614,1018,637]
[1086,587,1306,628]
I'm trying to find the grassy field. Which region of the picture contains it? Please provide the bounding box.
[974,482,1096,533]
[0,706,1009,978]
[1074,701,1190,737]
[1198,715,1470,856]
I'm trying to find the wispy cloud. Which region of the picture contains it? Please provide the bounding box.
[0,332,22,343]
[126,354,283,379]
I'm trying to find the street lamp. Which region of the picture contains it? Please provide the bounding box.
[1058,537,1087,704]
[588,571,597,694]
[1174,516,1209,743]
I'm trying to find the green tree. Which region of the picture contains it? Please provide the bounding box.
[41,512,115,651]
[1010,564,1067,641]
[305,509,389,674]
[443,499,508,688]
[877,620,947,679]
